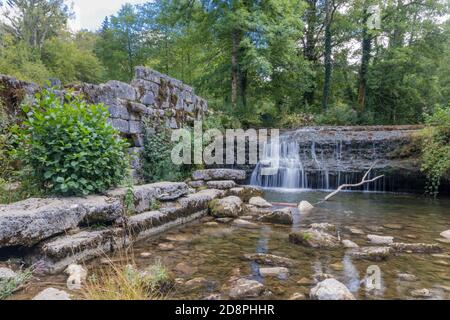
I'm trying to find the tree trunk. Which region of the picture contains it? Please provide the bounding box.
[231,31,239,109]
[303,0,318,106]
[358,7,372,112]
[322,0,333,110]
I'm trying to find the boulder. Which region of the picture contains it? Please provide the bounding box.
[32,288,71,300]
[228,186,263,202]
[229,278,265,299]
[206,180,236,190]
[210,196,244,218]
[259,267,289,279]
[367,234,394,245]
[243,253,296,268]
[289,229,340,249]
[245,204,273,216]
[249,197,272,208]
[342,239,359,248]
[298,201,314,213]
[232,219,260,229]
[349,247,392,261]
[310,279,355,300]
[440,230,450,240]
[310,223,336,232]
[260,208,293,225]
[192,169,246,181]
[0,267,17,280]
[410,288,432,298]
[0,196,122,248]
[65,264,87,290]
[390,243,443,254]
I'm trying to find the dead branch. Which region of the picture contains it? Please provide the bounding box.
[323,161,384,201]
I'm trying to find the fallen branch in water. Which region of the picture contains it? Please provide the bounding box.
[323,161,384,201]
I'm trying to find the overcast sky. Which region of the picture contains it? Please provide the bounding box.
[69,0,148,31]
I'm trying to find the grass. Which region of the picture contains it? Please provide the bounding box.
[83,253,173,300]
[0,268,33,300]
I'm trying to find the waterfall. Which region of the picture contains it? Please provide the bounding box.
[250,128,386,192]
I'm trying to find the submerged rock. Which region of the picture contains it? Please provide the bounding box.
[440,230,450,240]
[289,292,306,300]
[410,288,432,298]
[260,208,293,225]
[232,219,260,229]
[32,288,71,300]
[383,223,403,230]
[184,277,210,290]
[298,201,314,213]
[346,227,365,235]
[228,186,263,202]
[229,278,265,299]
[243,253,297,267]
[367,234,394,245]
[342,239,359,248]
[297,277,315,286]
[310,223,336,232]
[289,229,340,249]
[209,196,244,218]
[249,197,272,208]
[174,262,198,276]
[397,273,418,282]
[310,279,355,300]
[259,267,289,279]
[349,247,392,261]
[390,242,443,254]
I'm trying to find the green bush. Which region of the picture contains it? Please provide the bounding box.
[421,105,450,196]
[315,102,359,126]
[16,90,130,196]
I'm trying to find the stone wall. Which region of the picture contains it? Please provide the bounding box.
[0,67,208,173]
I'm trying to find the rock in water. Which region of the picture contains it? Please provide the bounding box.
[289,292,306,300]
[232,219,260,229]
[389,243,443,254]
[249,197,272,208]
[367,234,394,245]
[228,187,263,202]
[209,196,244,218]
[298,201,314,213]
[410,288,432,298]
[310,279,355,300]
[349,247,392,261]
[397,273,418,282]
[440,230,450,240]
[229,279,265,299]
[260,208,293,225]
[342,239,359,248]
[289,229,340,249]
[243,253,297,267]
[310,223,336,232]
[65,264,87,290]
[32,288,71,300]
[259,267,289,279]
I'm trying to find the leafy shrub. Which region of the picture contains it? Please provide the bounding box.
[16,89,129,196]
[315,102,359,126]
[421,105,450,196]
[277,112,315,129]
[0,268,33,300]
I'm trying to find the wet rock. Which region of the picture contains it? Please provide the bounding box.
[184,277,209,290]
[330,262,344,271]
[289,229,340,249]
[397,273,418,282]
[297,277,315,286]
[0,196,122,248]
[346,227,365,235]
[210,196,244,218]
[298,201,314,213]
[249,197,272,208]
[158,243,175,251]
[205,221,219,227]
[310,223,336,232]
[436,238,450,244]
[349,247,392,261]
[174,262,198,276]
[313,273,335,282]
[243,253,296,268]
[165,234,191,242]
[65,264,87,290]
[367,234,394,245]
[229,278,265,299]
[0,267,17,280]
[383,223,403,230]
[204,293,222,300]
[310,279,355,300]
[431,253,450,259]
[192,169,246,181]
[366,225,384,232]
[259,267,289,279]
[232,219,260,229]
[342,239,359,248]
[289,292,306,300]
[245,204,273,216]
[216,218,233,224]
[228,186,263,202]
[32,288,71,300]
[206,180,236,190]
[434,285,450,293]
[410,288,432,298]
[390,242,443,254]
[140,252,152,258]
[260,208,293,225]
[440,230,450,240]
[433,260,449,267]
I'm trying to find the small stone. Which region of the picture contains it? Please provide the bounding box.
[397,273,418,282]
[216,218,233,223]
[440,230,450,240]
[232,219,260,229]
[158,243,175,251]
[310,279,355,300]
[314,273,335,282]
[405,234,418,240]
[140,252,152,258]
[289,292,306,300]
[184,277,209,290]
[390,242,443,254]
[174,262,197,276]
[259,267,289,279]
[65,264,87,291]
[298,201,314,213]
[32,288,71,300]
[289,229,340,248]
[349,247,392,261]
[366,225,384,232]
[346,227,365,235]
[260,208,293,225]
[205,221,219,227]
[330,262,344,271]
[165,234,191,242]
[431,253,450,259]
[436,238,450,244]
[249,197,272,208]
[433,260,449,267]
[310,223,336,232]
[0,267,17,280]
[410,288,432,298]
[243,253,297,267]
[229,278,265,299]
[383,223,403,230]
[367,234,394,245]
[342,239,359,248]
[210,196,244,218]
[297,277,315,286]
[204,293,222,300]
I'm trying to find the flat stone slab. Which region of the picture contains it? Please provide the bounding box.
[390,242,443,253]
[349,247,392,261]
[32,288,71,300]
[206,180,236,190]
[259,267,289,279]
[243,253,297,267]
[0,196,122,248]
[192,169,246,181]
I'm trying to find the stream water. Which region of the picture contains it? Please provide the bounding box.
[11,190,450,300]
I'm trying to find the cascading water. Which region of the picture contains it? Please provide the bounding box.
[250,128,387,191]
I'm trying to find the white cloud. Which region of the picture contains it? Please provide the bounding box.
[68,0,148,31]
